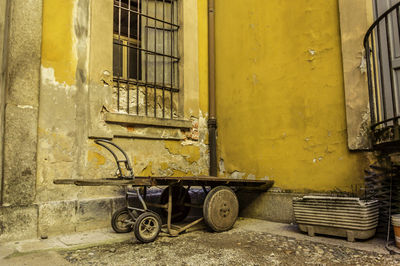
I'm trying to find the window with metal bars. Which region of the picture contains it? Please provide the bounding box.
[113,0,179,119]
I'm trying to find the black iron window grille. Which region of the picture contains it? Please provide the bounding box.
[364,1,400,147]
[113,0,179,119]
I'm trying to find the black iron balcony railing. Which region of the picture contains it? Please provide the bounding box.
[364,2,400,149]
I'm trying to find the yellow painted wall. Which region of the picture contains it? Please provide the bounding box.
[214,0,369,191]
[40,0,368,193]
[42,0,76,85]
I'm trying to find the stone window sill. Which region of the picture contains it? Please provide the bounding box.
[104,113,192,130]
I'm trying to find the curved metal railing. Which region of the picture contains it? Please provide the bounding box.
[364,2,400,147]
[94,139,135,179]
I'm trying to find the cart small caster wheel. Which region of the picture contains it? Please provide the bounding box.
[111,208,134,233]
[203,186,239,232]
[134,212,162,243]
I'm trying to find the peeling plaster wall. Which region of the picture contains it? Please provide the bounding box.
[338,0,374,150]
[215,0,370,192]
[0,0,205,242]
[3,0,209,241]
[37,0,208,201]
[38,0,93,203]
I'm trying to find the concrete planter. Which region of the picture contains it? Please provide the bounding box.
[293,196,379,242]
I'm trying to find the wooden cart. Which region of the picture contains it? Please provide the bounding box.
[54,140,273,243]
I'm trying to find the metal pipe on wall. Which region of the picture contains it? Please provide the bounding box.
[208,0,217,177]
[0,0,10,205]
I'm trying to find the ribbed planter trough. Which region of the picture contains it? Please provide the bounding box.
[293,196,379,242]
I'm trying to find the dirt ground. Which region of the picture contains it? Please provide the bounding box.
[60,230,400,265]
[3,218,400,266]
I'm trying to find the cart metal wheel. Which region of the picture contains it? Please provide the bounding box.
[111,208,134,233]
[134,212,162,243]
[203,186,239,232]
[160,185,191,223]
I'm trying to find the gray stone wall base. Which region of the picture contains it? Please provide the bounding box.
[38,201,77,237]
[0,197,126,242]
[0,205,38,242]
[2,104,38,205]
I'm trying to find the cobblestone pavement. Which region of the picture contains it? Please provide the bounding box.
[60,220,400,265]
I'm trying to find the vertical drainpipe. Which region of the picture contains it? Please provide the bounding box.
[0,0,10,205]
[208,0,217,177]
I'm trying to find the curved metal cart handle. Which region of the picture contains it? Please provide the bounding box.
[94,139,135,180]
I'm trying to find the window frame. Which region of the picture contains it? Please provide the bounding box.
[87,0,200,139]
[112,0,181,119]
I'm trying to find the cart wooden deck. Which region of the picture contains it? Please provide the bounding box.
[54,176,273,189]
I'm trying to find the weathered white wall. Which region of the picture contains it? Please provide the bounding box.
[338,0,374,150]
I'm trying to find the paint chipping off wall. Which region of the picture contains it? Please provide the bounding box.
[338,0,373,150]
[35,0,209,208]
[120,113,209,178]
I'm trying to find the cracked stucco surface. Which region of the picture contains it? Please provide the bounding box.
[338,0,373,150]
[37,0,209,204]
[1,0,204,243]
